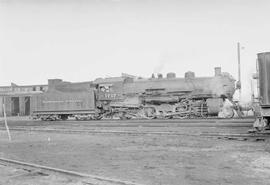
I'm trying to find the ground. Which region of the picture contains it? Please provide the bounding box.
[0,119,270,185]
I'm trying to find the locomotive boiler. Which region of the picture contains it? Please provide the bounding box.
[96,67,236,119]
[31,67,236,120]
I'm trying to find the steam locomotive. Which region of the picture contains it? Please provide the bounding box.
[31,67,236,120]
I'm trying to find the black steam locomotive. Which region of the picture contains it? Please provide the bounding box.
[31,67,236,120]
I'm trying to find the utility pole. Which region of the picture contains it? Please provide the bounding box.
[251,79,254,103]
[237,42,241,101]
[3,103,11,141]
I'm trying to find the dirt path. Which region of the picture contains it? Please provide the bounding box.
[0,120,269,185]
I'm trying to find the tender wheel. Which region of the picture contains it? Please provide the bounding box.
[60,115,68,121]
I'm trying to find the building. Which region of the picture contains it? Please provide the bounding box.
[0,83,48,116]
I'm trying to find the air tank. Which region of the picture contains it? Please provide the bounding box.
[257,52,270,106]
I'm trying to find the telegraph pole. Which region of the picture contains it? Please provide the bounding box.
[237,42,241,101]
[3,103,11,141]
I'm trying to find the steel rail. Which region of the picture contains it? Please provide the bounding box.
[1,127,268,138]
[0,117,255,123]
[0,127,202,136]
[0,157,143,185]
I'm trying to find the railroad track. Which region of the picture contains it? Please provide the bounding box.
[0,157,143,185]
[1,127,269,141]
[0,117,255,125]
[0,118,254,130]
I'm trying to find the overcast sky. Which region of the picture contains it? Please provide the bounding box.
[1,0,270,101]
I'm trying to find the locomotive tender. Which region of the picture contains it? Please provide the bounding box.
[31,67,236,120]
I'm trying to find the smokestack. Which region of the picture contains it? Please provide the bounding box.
[214,67,222,76]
